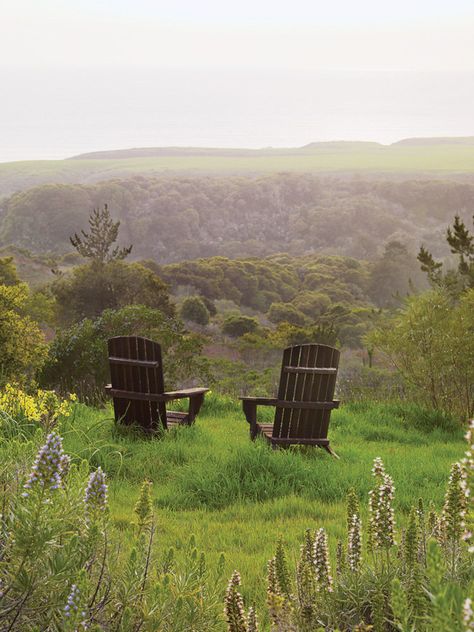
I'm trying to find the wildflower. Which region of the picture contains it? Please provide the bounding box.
[64,584,88,629]
[224,571,247,632]
[23,432,65,497]
[462,420,474,552]
[372,457,386,479]
[60,453,71,479]
[347,487,360,532]
[336,540,345,575]
[134,480,153,530]
[313,528,333,592]
[84,467,108,520]
[274,538,292,597]
[442,462,467,547]
[348,514,362,572]
[247,605,259,632]
[296,553,317,625]
[368,459,396,551]
[463,598,474,631]
[302,528,314,565]
[267,557,279,596]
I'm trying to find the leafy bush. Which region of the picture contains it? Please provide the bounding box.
[368,288,474,420]
[41,305,209,402]
[222,315,259,338]
[0,282,47,385]
[225,429,474,631]
[51,260,174,325]
[268,302,306,326]
[180,295,210,325]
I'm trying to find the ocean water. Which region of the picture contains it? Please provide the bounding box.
[1,67,474,162]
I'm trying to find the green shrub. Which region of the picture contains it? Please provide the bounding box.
[180,295,210,325]
[41,305,209,402]
[368,288,474,420]
[222,315,259,338]
[267,302,306,326]
[0,282,47,385]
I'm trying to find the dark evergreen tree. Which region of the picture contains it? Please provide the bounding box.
[70,204,132,265]
[418,214,474,291]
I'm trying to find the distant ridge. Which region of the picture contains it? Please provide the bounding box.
[393,136,474,146]
[68,137,474,160]
[67,146,299,160]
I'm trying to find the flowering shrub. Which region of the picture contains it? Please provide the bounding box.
[226,425,474,631]
[0,434,224,631]
[0,383,76,433]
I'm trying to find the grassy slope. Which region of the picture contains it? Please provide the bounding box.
[2,143,474,196]
[60,395,464,604]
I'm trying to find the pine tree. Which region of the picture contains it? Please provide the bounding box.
[70,204,132,265]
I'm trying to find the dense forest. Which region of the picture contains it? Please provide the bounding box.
[1,173,474,263]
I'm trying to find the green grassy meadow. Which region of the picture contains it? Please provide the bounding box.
[2,142,474,196]
[56,395,465,606]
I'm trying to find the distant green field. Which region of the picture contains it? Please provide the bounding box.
[2,142,474,196]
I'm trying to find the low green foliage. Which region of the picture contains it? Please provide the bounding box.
[369,288,474,419]
[41,305,209,401]
[1,394,471,630]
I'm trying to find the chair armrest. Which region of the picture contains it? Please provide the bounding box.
[104,387,208,403]
[162,387,209,400]
[240,397,278,406]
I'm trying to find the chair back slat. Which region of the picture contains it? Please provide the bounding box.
[273,344,340,440]
[107,336,165,429]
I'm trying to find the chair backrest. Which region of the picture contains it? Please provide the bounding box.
[273,344,340,441]
[107,336,167,430]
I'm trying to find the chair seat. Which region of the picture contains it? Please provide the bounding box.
[256,422,330,447]
[166,411,189,425]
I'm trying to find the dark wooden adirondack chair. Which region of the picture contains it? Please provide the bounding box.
[241,344,340,456]
[105,336,209,431]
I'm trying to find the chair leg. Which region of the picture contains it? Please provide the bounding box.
[187,393,205,425]
[242,401,258,440]
[323,444,340,459]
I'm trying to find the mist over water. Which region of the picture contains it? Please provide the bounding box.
[1,67,474,162]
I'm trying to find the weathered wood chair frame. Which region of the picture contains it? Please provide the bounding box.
[241,343,340,456]
[105,336,208,431]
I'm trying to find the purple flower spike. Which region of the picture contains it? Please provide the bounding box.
[23,432,67,496]
[84,467,108,519]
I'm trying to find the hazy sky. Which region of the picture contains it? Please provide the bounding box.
[2,0,474,71]
[1,1,474,160]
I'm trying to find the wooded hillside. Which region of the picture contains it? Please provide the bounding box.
[1,174,473,263]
